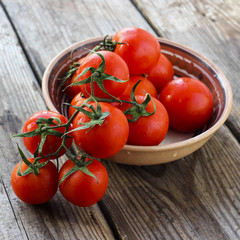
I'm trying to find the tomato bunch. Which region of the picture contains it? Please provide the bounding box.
[11,110,109,207]
[11,26,214,208]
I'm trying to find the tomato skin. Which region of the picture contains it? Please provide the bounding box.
[68,93,87,118]
[11,158,58,204]
[159,77,214,132]
[58,159,108,207]
[112,27,160,75]
[118,95,169,146]
[75,51,129,99]
[146,53,174,93]
[122,75,158,98]
[22,111,73,159]
[72,102,129,158]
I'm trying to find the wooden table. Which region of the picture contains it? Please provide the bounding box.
[0,0,239,239]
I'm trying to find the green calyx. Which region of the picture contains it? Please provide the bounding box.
[58,50,81,86]
[68,51,128,100]
[58,152,99,187]
[16,144,49,176]
[66,98,110,134]
[12,117,72,160]
[123,80,156,122]
[91,35,127,52]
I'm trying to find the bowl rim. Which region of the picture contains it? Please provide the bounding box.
[42,36,233,152]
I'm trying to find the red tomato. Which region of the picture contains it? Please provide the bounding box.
[22,111,73,159]
[72,102,129,158]
[58,159,108,207]
[68,93,87,118]
[146,53,174,93]
[11,158,58,204]
[65,57,85,100]
[75,50,129,99]
[112,27,160,75]
[122,75,158,98]
[118,95,169,146]
[159,77,214,132]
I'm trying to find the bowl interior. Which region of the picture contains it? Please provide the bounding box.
[44,37,230,147]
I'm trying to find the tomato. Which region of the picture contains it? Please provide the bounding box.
[112,27,160,75]
[58,159,108,207]
[75,50,129,99]
[65,57,85,100]
[159,77,214,132]
[146,53,174,93]
[118,95,169,146]
[22,111,73,159]
[122,75,158,98]
[72,102,129,158]
[11,158,58,204]
[68,93,87,118]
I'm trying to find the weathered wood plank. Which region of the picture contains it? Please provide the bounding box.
[0,5,114,240]
[1,0,156,81]
[132,0,240,141]
[102,125,240,240]
[0,178,27,240]
[1,0,240,240]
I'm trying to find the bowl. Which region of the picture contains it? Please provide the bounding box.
[42,36,232,165]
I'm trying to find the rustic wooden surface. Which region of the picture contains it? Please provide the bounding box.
[0,0,239,240]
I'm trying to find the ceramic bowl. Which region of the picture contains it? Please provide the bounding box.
[42,36,232,165]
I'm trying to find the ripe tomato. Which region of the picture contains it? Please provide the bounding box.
[118,95,169,146]
[68,93,87,118]
[72,102,129,158]
[75,50,129,99]
[122,75,158,98]
[112,27,160,75]
[159,77,214,132]
[65,57,85,100]
[58,159,108,207]
[22,111,73,159]
[146,53,174,93]
[11,158,58,204]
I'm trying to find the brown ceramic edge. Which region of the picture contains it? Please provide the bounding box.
[123,38,233,152]
[42,36,233,152]
[42,37,106,113]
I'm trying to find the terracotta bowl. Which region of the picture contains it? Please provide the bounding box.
[42,36,232,165]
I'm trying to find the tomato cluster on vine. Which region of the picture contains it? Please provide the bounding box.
[11,27,214,207]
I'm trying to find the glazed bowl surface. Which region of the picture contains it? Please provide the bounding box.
[42,37,232,165]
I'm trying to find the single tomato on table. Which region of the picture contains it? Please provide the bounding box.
[159,77,214,132]
[11,158,58,204]
[58,158,108,207]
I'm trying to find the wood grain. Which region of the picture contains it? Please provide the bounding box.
[0,0,240,240]
[0,5,114,240]
[132,0,240,141]
[1,0,156,81]
[101,126,240,240]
